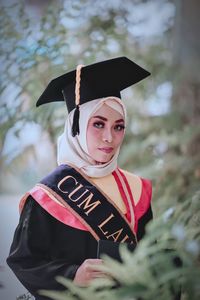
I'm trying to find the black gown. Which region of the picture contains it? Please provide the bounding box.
[7,194,152,299]
[7,164,153,300]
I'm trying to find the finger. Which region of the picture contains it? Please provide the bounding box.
[90,270,108,276]
[91,272,109,279]
[85,259,103,264]
[85,260,104,271]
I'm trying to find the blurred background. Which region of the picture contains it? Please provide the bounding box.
[0,0,200,299]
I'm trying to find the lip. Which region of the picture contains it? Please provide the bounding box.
[98,147,114,154]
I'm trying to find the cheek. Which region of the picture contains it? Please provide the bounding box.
[87,127,100,140]
[114,131,124,146]
[86,126,100,151]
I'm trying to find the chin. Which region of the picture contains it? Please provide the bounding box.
[96,155,113,164]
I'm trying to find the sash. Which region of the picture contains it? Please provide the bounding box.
[27,164,137,247]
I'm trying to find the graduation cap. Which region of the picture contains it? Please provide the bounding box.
[36,56,150,136]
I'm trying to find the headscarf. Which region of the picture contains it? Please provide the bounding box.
[57,97,127,178]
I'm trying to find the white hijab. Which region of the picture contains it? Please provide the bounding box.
[57,97,127,178]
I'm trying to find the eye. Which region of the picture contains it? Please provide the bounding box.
[93,122,104,129]
[114,124,125,131]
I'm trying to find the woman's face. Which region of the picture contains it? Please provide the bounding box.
[86,104,125,164]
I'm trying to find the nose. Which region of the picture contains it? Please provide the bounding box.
[102,128,113,143]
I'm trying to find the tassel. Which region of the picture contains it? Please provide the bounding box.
[71,105,80,137]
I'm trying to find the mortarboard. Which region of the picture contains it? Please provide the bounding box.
[36,56,150,136]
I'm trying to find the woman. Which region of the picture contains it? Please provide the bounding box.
[7,57,152,299]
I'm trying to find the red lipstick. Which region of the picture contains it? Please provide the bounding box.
[98,147,113,153]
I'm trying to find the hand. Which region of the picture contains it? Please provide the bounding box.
[73,258,106,286]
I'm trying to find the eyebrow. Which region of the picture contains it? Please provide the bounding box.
[92,116,124,123]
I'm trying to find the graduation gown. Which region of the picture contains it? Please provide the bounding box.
[7,165,152,300]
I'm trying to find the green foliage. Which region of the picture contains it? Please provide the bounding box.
[0,0,177,189]
[40,192,200,300]
[0,0,171,158]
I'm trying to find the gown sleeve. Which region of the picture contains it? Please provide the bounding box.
[136,205,153,241]
[7,195,80,299]
[135,178,153,241]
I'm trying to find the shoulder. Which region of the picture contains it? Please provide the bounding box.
[19,165,65,213]
[120,169,142,188]
[40,164,71,184]
[119,168,152,207]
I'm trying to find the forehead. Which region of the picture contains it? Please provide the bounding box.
[91,103,124,120]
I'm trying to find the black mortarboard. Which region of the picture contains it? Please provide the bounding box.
[36,56,150,136]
